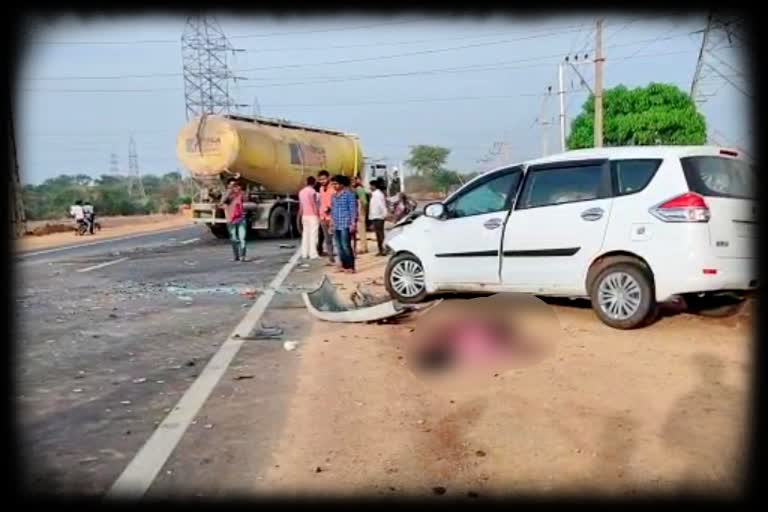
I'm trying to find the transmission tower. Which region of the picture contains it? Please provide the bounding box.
[181,16,247,120]
[691,12,748,107]
[127,136,146,199]
[110,152,120,175]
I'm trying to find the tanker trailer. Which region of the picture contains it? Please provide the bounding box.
[176,114,364,239]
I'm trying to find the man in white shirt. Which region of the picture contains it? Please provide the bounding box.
[368,179,389,256]
[70,200,85,232]
[297,176,320,259]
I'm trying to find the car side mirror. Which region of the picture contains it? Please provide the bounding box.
[424,202,445,219]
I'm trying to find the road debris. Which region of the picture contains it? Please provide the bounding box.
[303,275,416,323]
[240,288,257,299]
[120,400,132,405]
[73,388,83,393]
[234,375,255,380]
[132,378,147,384]
[243,325,284,340]
[203,423,214,429]
[279,244,296,249]
[283,341,299,351]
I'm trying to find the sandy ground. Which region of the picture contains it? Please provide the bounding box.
[256,244,752,498]
[16,214,194,253]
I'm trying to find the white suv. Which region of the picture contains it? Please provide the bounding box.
[384,146,756,329]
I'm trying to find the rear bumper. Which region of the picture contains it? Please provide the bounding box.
[658,257,757,301]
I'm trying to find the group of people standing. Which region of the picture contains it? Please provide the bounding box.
[219,170,416,270]
[298,170,390,274]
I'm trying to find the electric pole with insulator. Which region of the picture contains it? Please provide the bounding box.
[594,18,605,148]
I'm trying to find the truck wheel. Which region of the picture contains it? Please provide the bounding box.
[385,252,428,303]
[590,262,655,329]
[292,212,303,239]
[268,205,291,238]
[209,224,229,239]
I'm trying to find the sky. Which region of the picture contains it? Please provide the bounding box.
[15,13,751,185]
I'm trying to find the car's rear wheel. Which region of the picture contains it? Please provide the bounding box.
[590,262,655,329]
[385,253,428,303]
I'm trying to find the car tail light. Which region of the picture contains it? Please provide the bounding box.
[650,192,710,223]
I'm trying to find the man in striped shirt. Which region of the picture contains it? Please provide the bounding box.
[330,175,358,273]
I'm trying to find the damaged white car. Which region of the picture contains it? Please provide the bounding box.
[384,146,756,329]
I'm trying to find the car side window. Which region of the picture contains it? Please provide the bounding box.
[517,163,604,209]
[611,159,662,196]
[444,170,521,219]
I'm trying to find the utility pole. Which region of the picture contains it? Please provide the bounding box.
[538,86,553,156]
[558,62,566,151]
[9,100,26,238]
[594,18,605,148]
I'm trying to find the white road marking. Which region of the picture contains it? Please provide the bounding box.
[105,248,301,499]
[17,226,196,258]
[76,257,129,273]
[178,237,200,245]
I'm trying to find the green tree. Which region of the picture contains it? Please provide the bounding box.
[431,168,463,193]
[567,83,707,149]
[405,145,451,176]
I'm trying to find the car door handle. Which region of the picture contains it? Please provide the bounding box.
[483,218,503,230]
[580,207,604,221]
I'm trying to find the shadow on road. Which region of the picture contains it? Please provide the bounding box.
[660,352,747,495]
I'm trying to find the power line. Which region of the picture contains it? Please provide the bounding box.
[23,37,698,95]
[24,25,588,82]
[27,18,435,46]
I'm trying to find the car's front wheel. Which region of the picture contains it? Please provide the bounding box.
[590,262,655,329]
[385,253,428,303]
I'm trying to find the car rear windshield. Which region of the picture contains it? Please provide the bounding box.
[680,156,754,199]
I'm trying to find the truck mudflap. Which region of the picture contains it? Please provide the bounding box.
[302,275,420,323]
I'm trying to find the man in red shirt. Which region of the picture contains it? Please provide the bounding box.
[221,177,248,262]
[317,170,336,265]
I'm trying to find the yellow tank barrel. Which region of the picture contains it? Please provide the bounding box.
[176,114,364,193]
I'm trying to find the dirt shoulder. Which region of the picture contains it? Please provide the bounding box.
[15,214,194,253]
[256,247,752,498]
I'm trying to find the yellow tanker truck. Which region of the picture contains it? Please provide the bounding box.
[176,114,364,238]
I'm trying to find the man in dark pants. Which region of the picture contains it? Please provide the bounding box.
[330,175,357,273]
[314,177,325,256]
[368,179,389,256]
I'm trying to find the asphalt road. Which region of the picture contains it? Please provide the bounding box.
[15,225,314,496]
